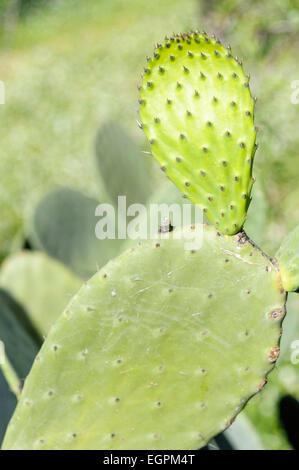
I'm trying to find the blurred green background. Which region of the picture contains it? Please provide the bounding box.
[0,0,298,450]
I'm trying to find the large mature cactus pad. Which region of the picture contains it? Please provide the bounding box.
[3,226,285,450]
[276,224,299,292]
[139,32,256,235]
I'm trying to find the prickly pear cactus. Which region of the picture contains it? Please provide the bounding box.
[139,32,257,235]
[2,226,286,450]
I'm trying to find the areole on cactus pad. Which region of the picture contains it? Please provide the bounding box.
[2,226,286,450]
[139,31,257,235]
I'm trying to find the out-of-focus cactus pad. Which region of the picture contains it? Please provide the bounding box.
[95,120,153,207]
[31,188,123,279]
[0,252,81,336]
[3,226,285,450]
[0,289,41,384]
[0,289,41,443]
[139,32,256,235]
[276,224,299,292]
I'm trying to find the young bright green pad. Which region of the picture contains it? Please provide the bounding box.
[3,226,285,450]
[0,252,81,336]
[276,224,299,292]
[139,32,257,235]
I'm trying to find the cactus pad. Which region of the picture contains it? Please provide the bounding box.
[139,32,257,235]
[3,226,286,450]
[276,224,299,292]
[31,188,124,279]
[0,372,17,445]
[0,252,81,336]
[0,284,42,444]
[95,120,153,207]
